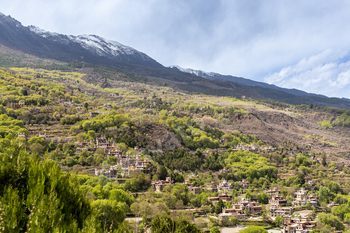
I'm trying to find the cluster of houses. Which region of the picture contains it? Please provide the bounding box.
[151,177,174,192]
[151,178,202,194]
[233,144,276,153]
[116,154,151,177]
[59,99,84,108]
[281,216,317,233]
[95,147,150,178]
[95,165,118,179]
[205,179,250,193]
[218,197,263,220]
[266,187,318,217]
[75,138,119,155]
[292,187,318,207]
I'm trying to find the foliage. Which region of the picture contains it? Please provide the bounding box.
[124,173,151,192]
[317,213,345,231]
[0,141,91,232]
[91,199,126,232]
[150,215,203,233]
[238,226,268,233]
[225,151,278,181]
[210,226,221,233]
[152,149,204,171]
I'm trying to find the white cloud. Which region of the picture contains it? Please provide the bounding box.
[264,50,350,97]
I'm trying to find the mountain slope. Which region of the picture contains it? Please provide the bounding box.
[169,65,327,98]
[2,12,350,110]
[0,13,163,68]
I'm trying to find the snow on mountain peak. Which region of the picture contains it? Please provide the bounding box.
[68,34,138,57]
[28,25,149,61]
[169,65,216,77]
[28,26,59,38]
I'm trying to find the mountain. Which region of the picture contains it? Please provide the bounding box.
[169,65,328,98]
[2,12,350,109]
[0,13,163,68]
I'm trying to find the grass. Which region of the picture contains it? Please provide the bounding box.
[318,120,333,129]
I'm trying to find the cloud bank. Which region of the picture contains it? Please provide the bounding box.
[264,50,350,98]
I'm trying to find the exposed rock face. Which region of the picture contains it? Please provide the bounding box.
[148,125,185,151]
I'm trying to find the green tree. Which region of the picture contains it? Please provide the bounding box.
[0,141,91,232]
[215,199,224,214]
[210,226,221,233]
[91,199,127,232]
[238,226,268,233]
[318,213,345,231]
[151,215,202,233]
[257,192,269,204]
[156,165,168,180]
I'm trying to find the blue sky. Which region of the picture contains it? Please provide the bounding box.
[2,0,350,98]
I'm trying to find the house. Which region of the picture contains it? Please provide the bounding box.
[261,146,276,153]
[269,205,292,217]
[217,180,233,192]
[10,102,25,109]
[306,180,316,190]
[91,111,100,117]
[281,215,317,233]
[237,179,250,189]
[206,184,218,192]
[95,165,118,179]
[222,198,263,219]
[269,194,288,206]
[327,202,340,208]
[265,187,280,196]
[292,188,318,207]
[233,144,259,153]
[152,177,173,192]
[103,103,112,108]
[189,187,201,195]
[18,132,26,138]
[208,193,233,205]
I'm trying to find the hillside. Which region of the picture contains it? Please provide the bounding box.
[2,65,350,232]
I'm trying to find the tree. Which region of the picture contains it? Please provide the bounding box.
[210,226,221,233]
[156,165,168,180]
[88,130,96,139]
[257,192,269,204]
[215,199,224,214]
[318,213,345,231]
[238,226,268,233]
[91,199,127,232]
[109,189,133,206]
[29,142,45,155]
[305,202,312,210]
[0,141,91,232]
[151,215,202,233]
[274,215,284,227]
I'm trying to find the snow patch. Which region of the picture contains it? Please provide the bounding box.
[27,25,152,62]
[170,65,217,77]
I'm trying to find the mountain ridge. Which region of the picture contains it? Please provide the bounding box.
[169,65,329,98]
[0,13,163,68]
[2,12,350,109]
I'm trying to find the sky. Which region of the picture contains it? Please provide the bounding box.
[1,0,350,98]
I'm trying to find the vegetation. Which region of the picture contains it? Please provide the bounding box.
[2,62,350,232]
